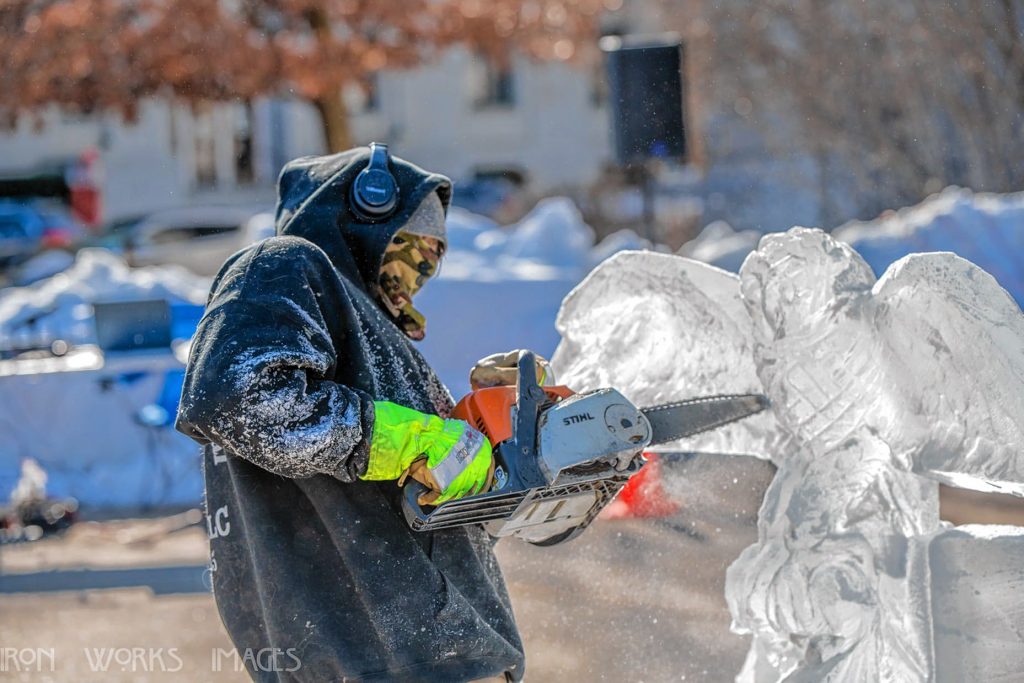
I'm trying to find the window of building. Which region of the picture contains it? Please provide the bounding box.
[469,54,516,109]
[193,104,217,188]
[593,26,625,108]
[364,72,381,112]
[234,101,255,185]
[590,58,609,108]
[59,108,96,125]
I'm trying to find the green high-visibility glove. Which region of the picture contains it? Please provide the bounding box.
[362,401,493,504]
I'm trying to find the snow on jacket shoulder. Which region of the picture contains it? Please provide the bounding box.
[177,236,374,481]
[175,148,525,683]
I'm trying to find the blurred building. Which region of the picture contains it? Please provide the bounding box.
[0,48,611,224]
[0,0,842,236]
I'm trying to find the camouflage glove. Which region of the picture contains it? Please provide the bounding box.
[363,402,493,504]
[470,349,554,390]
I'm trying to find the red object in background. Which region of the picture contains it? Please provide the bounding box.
[599,453,681,520]
[40,227,75,249]
[67,148,103,231]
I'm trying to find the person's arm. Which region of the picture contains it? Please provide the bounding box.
[176,241,373,481]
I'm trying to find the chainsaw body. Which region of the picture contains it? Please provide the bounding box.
[401,352,650,545]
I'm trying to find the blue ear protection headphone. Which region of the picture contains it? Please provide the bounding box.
[350,142,399,222]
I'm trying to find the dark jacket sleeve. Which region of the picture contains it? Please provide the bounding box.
[176,238,374,481]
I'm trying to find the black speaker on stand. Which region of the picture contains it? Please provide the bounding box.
[601,34,688,241]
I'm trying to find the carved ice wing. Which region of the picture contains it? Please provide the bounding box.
[873,253,1024,494]
[551,250,787,457]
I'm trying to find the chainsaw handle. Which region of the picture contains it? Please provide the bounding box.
[401,480,432,526]
[401,352,544,532]
[400,443,514,530]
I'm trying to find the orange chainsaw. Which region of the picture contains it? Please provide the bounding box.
[401,352,767,546]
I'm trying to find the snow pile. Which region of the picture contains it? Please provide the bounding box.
[834,187,1024,304]
[499,197,596,269]
[441,198,655,281]
[0,248,209,349]
[0,351,202,508]
[678,188,1024,303]
[552,230,1024,681]
[438,198,598,281]
[421,199,652,397]
[678,221,761,274]
[444,206,499,252]
[0,249,208,507]
[590,228,656,266]
[11,249,76,286]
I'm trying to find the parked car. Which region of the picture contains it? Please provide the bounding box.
[112,205,275,276]
[450,177,526,223]
[0,200,84,271]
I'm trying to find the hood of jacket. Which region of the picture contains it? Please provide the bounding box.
[274,147,452,292]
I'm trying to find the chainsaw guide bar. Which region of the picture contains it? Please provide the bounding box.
[642,394,770,446]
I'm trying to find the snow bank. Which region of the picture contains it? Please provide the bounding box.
[553,229,1024,681]
[437,198,599,282]
[678,188,1024,306]
[834,187,1024,304]
[0,248,209,349]
[418,278,574,399]
[590,228,656,266]
[0,249,210,508]
[499,197,596,269]
[421,199,650,397]
[11,249,76,286]
[0,351,201,508]
[678,221,761,274]
[444,206,499,251]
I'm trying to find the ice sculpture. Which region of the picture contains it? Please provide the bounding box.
[729,228,1024,681]
[551,231,1024,681]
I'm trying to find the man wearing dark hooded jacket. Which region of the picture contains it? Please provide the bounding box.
[176,145,525,682]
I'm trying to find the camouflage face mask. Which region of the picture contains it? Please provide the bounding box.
[375,232,444,341]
